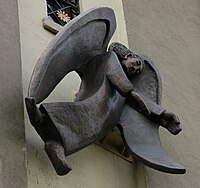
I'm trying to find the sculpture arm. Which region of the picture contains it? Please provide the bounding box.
[140,95,182,135]
[106,51,135,96]
[139,93,165,116]
[106,52,150,115]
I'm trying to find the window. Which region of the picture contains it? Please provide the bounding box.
[46,0,80,26]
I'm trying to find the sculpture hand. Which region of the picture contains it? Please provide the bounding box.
[128,90,151,116]
[160,111,182,135]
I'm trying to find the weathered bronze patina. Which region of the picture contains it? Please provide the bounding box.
[25,7,186,176]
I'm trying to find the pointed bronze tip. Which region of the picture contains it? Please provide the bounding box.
[25,97,43,127]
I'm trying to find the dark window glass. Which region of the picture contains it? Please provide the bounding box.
[46,0,80,26]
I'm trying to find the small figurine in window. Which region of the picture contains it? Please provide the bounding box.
[46,0,80,26]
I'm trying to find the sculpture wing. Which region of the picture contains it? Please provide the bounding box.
[28,7,116,104]
[119,55,186,174]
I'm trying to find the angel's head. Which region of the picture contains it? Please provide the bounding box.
[109,42,145,77]
[121,54,144,77]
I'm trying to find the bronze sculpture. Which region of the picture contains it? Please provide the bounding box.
[25,7,186,176]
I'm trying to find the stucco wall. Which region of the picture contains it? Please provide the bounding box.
[18,0,145,187]
[123,0,200,187]
[0,0,27,187]
[80,0,128,46]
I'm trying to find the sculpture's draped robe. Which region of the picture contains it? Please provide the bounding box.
[40,53,125,156]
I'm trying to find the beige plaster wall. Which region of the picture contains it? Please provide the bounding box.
[18,0,145,187]
[80,0,128,46]
[0,0,27,187]
[123,0,200,187]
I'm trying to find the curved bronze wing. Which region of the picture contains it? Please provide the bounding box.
[119,55,186,174]
[28,7,116,104]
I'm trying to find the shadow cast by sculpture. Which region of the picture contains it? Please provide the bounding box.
[25,7,186,176]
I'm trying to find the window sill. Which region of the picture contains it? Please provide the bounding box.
[42,17,63,34]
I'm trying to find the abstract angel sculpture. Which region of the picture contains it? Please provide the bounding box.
[25,7,186,176]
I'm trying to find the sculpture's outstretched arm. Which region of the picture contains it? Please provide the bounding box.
[105,50,181,135]
[141,96,182,135]
[106,52,150,115]
[127,91,150,116]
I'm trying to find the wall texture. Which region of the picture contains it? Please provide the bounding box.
[80,0,128,45]
[0,0,27,187]
[123,0,200,187]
